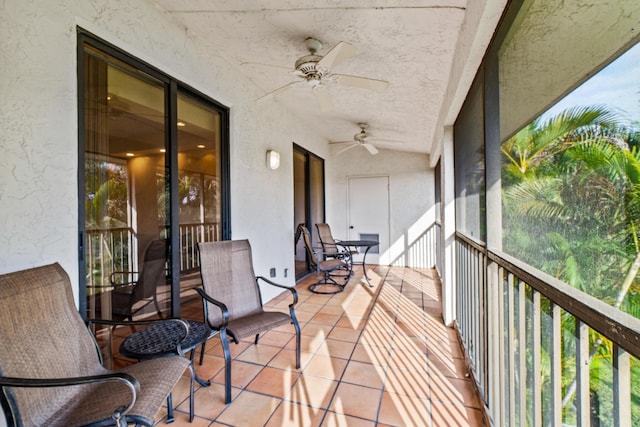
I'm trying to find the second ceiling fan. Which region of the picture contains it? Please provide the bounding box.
[331,123,403,155]
[254,37,389,111]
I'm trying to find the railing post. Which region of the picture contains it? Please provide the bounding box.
[487,260,501,426]
[613,345,631,427]
[576,319,590,426]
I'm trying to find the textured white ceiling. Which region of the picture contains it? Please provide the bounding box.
[151,0,493,155]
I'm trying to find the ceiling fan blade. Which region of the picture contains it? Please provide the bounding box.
[312,84,332,111]
[255,81,302,102]
[332,74,389,91]
[336,143,360,154]
[372,138,404,144]
[363,142,379,155]
[328,140,356,145]
[240,61,293,72]
[317,41,356,70]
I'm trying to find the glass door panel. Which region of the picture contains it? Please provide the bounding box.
[293,148,308,277]
[177,94,222,302]
[293,145,325,279]
[83,46,170,321]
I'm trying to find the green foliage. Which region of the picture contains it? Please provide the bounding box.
[502,106,640,425]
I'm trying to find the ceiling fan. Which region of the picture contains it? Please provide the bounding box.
[330,123,403,155]
[253,37,389,111]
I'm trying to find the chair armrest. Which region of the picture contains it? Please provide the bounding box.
[256,276,298,305]
[0,372,139,418]
[110,271,139,286]
[195,287,230,328]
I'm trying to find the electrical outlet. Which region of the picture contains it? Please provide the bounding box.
[269,267,276,278]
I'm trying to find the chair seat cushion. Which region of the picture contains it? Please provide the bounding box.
[227,311,293,341]
[318,258,347,271]
[38,356,190,427]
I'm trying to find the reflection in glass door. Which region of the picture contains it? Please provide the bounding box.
[176,94,222,298]
[293,144,325,279]
[79,34,229,323]
[82,45,170,322]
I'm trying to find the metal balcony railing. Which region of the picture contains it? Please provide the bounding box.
[455,232,640,426]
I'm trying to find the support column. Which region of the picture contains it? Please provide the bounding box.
[441,125,456,326]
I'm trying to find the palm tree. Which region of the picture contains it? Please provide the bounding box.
[501,106,619,184]
[502,108,640,423]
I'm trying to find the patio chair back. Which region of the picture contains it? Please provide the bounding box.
[299,225,319,267]
[0,263,189,427]
[315,223,340,256]
[134,238,168,301]
[197,239,263,328]
[0,263,104,425]
[110,238,167,320]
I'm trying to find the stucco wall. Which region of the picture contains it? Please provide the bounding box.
[0,0,329,303]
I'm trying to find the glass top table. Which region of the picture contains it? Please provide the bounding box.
[335,240,379,285]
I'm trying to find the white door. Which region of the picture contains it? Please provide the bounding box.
[347,176,389,265]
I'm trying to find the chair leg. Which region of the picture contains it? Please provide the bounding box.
[199,341,206,365]
[254,333,260,345]
[166,393,175,423]
[220,329,232,404]
[290,309,301,369]
[153,294,163,318]
[187,363,196,422]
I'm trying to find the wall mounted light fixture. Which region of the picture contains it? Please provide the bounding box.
[266,149,280,170]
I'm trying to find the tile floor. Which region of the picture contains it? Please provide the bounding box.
[109,265,486,426]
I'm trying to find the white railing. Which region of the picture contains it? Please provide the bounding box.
[86,222,220,287]
[178,222,220,272]
[455,232,640,426]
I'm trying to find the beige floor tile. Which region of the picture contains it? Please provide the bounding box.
[246,366,300,398]
[310,311,342,325]
[235,342,281,365]
[430,401,486,427]
[303,353,348,380]
[328,382,381,421]
[258,330,295,347]
[301,322,334,338]
[429,373,481,409]
[210,360,262,389]
[384,368,431,399]
[286,374,339,409]
[268,347,312,370]
[341,360,385,389]
[192,353,225,381]
[322,411,377,427]
[265,400,326,427]
[215,390,281,426]
[179,382,238,419]
[328,326,362,342]
[350,343,390,366]
[377,390,431,427]
[335,315,367,330]
[314,338,357,360]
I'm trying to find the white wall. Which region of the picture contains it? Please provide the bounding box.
[325,147,435,268]
[0,0,328,303]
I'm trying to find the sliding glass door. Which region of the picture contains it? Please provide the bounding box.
[293,144,325,279]
[79,32,229,320]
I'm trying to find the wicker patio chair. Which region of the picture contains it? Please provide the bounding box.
[300,225,351,294]
[0,263,190,427]
[197,239,301,404]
